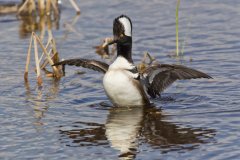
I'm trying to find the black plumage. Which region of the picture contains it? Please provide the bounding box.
[141,64,212,98]
[53,59,109,73]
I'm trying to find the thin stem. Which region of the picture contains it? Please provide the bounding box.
[176,0,180,56]
[24,32,33,81]
[46,0,51,15]
[34,36,42,85]
[33,32,61,78]
[39,38,52,63]
[40,49,53,69]
[38,0,45,16]
[69,0,81,14]
[51,0,60,16]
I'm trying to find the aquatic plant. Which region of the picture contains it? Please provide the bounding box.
[176,0,180,56]
[24,31,63,85]
[18,0,80,16]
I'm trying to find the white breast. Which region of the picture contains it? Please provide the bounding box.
[103,57,144,106]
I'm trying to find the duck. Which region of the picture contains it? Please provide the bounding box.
[53,15,212,107]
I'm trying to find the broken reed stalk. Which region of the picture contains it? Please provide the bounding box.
[24,33,33,81]
[39,44,53,69]
[51,39,57,54]
[40,49,53,69]
[47,28,53,40]
[69,0,81,14]
[138,52,156,73]
[18,0,59,17]
[18,0,36,16]
[39,37,58,70]
[176,0,180,56]
[33,32,61,78]
[24,32,62,84]
[18,0,80,18]
[39,38,51,62]
[33,35,43,85]
[39,16,46,40]
[50,0,59,16]
[46,0,51,15]
[145,52,155,65]
[38,0,45,16]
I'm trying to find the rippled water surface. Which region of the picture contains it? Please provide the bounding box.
[0,0,240,159]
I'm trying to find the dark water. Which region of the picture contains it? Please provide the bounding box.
[0,0,240,159]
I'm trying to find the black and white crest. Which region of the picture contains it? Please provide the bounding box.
[113,15,132,38]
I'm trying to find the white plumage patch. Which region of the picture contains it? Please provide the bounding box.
[103,56,143,106]
[110,56,134,70]
[109,56,139,79]
[118,17,132,37]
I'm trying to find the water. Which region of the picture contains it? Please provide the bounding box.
[0,0,240,159]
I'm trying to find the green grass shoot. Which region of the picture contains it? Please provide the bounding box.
[176,0,180,56]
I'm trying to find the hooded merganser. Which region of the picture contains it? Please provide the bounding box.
[53,15,212,107]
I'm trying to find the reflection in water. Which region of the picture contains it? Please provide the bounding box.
[24,79,60,125]
[59,105,215,159]
[50,14,82,44]
[0,2,19,15]
[106,107,143,158]
[63,14,81,39]
[18,14,60,39]
[140,108,215,152]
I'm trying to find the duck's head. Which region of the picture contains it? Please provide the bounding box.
[108,15,132,45]
[109,15,133,62]
[114,15,132,38]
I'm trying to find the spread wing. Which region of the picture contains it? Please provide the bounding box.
[53,58,109,73]
[141,64,212,98]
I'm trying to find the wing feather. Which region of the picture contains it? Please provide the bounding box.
[142,64,212,98]
[53,58,109,73]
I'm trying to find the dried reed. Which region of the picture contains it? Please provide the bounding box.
[24,32,63,85]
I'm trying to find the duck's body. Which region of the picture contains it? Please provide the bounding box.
[103,56,149,106]
[53,15,212,107]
